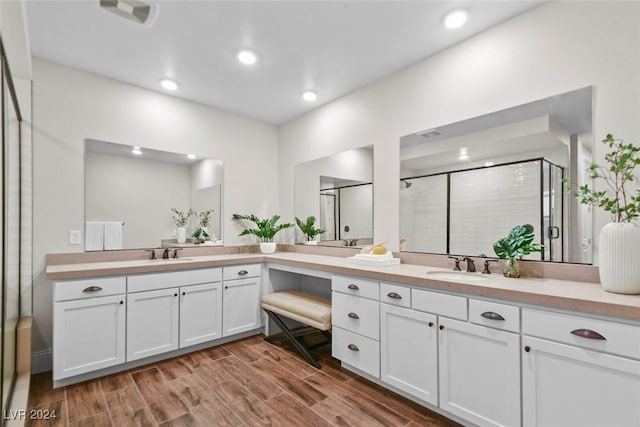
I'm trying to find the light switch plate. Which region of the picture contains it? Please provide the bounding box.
[69,230,81,245]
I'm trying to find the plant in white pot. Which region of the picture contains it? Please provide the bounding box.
[171,208,195,244]
[565,133,640,294]
[295,216,326,245]
[232,214,293,254]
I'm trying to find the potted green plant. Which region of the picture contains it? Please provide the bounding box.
[493,224,542,278]
[232,214,293,253]
[564,133,640,293]
[171,208,194,244]
[295,216,326,245]
[192,209,213,244]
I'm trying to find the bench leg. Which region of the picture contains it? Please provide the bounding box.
[263,309,322,369]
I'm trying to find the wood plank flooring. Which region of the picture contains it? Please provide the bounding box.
[26,334,460,427]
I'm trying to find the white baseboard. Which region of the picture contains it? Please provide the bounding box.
[32,349,52,374]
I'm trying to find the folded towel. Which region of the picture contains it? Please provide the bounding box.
[85,222,104,251]
[104,222,123,250]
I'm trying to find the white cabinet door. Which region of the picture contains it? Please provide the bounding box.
[523,336,640,427]
[180,282,223,348]
[127,287,179,361]
[53,295,125,381]
[439,318,521,427]
[380,304,438,405]
[223,277,261,337]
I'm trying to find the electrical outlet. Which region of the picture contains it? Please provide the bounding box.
[69,230,81,245]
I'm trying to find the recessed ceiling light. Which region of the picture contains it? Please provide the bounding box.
[160,78,178,91]
[443,8,468,29]
[132,147,142,155]
[484,161,494,167]
[302,91,317,102]
[187,154,196,159]
[237,50,258,65]
[458,147,469,161]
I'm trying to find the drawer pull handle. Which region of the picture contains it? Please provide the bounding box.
[347,344,360,352]
[387,292,402,299]
[238,270,248,276]
[347,284,359,291]
[428,322,434,327]
[481,311,505,321]
[82,286,103,293]
[571,329,606,340]
[347,312,360,319]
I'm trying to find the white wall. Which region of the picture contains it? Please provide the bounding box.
[32,59,279,353]
[279,2,640,257]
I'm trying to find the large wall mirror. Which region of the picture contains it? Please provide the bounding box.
[400,87,593,264]
[294,146,373,247]
[84,140,223,250]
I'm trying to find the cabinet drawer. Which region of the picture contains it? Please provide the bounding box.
[522,308,640,360]
[332,292,380,340]
[223,264,261,281]
[54,276,126,302]
[128,268,222,293]
[332,275,379,300]
[469,299,520,333]
[412,289,467,320]
[380,283,411,307]
[332,326,380,378]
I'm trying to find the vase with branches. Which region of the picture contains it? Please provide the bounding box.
[564,133,640,293]
[171,208,194,244]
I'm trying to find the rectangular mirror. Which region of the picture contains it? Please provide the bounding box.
[85,140,223,250]
[295,146,373,247]
[400,87,593,264]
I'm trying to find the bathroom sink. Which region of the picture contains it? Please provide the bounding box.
[147,258,195,263]
[426,271,488,282]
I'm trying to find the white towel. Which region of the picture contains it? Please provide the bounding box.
[104,222,123,250]
[85,222,104,251]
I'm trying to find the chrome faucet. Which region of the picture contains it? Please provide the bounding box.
[463,257,476,272]
[162,248,170,259]
[145,249,157,260]
[173,248,183,259]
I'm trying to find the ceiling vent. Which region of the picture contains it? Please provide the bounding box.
[100,0,156,25]
[416,128,443,138]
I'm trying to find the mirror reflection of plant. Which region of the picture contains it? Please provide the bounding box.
[564,134,640,223]
[198,209,213,228]
[295,216,326,241]
[171,208,195,228]
[192,227,210,243]
[232,214,293,243]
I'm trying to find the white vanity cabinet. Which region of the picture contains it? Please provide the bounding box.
[53,277,126,381]
[522,308,640,427]
[127,267,222,361]
[331,275,381,378]
[380,302,438,405]
[222,264,262,337]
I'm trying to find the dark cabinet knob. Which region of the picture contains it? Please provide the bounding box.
[119,301,123,305]
[428,322,434,327]
[182,292,186,296]
[524,346,531,353]
[174,293,178,297]
[439,325,445,330]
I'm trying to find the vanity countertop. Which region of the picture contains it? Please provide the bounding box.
[46,251,640,322]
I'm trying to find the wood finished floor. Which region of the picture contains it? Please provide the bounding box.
[26,334,460,427]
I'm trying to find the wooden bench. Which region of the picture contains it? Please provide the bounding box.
[261,290,332,368]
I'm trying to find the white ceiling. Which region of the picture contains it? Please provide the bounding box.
[27,1,539,125]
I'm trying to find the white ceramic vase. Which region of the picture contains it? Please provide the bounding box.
[176,227,186,244]
[260,242,276,254]
[599,222,640,294]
